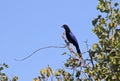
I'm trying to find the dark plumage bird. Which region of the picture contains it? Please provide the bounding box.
[62,24,82,58]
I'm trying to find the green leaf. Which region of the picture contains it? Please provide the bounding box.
[92,43,98,50]
[114,2,119,7]
[0,67,3,71]
[109,22,114,29]
[3,63,8,68]
[55,70,61,76]
[92,18,98,26]
[75,71,81,77]
[62,52,67,55]
[12,76,18,81]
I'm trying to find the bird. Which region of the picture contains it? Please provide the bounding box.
[61,24,82,58]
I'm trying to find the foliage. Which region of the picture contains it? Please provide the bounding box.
[0,63,9,81]
[90,0,120,80]
[0,63,18,81]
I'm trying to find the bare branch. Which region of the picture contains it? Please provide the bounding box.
[84,40,94,69]
[14,45,66,61]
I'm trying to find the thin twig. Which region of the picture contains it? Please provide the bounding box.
[85,40,94,69]
[14,45,66,61]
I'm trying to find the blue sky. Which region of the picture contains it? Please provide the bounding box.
[0,0,102,81]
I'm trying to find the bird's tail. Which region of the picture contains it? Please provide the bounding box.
[76,47,82,59]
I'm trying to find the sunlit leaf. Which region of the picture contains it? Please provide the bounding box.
[40,68,46,78]
[12,76,18,81]
[48,66,54,75]
[46,68,50,77]
[92,43,98,50]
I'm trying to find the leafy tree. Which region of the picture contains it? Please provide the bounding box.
[0,63,18,81]
[33,0,120,81]
[89,0,120,80]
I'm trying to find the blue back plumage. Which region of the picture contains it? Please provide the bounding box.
[69,32,78,45]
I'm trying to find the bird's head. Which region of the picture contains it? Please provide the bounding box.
[61,24,71,32]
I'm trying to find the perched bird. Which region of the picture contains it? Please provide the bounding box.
[62,24,82,58]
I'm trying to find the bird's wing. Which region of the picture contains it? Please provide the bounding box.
[69,32,78,45]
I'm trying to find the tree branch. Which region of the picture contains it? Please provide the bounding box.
[14,45,66,61]
[84,40,94,69]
